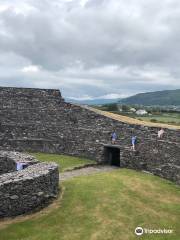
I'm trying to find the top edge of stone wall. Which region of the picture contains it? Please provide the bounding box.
[0,87,62,99]
[0,86,59,92]
[0,162,58,185]
[0,151,38,164]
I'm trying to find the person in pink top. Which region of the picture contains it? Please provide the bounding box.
[158,128,165,139]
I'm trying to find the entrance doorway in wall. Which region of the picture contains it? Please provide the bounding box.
[104,146,120,167]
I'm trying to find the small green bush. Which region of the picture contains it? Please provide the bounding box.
[150,119,158,122]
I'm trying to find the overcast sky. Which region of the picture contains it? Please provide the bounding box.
[0,0,180,100]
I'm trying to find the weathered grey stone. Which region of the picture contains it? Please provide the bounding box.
[10,195,19,200]
[0,151,38,174]
[0,151,59,218]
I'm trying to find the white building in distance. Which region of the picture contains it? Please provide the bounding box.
[130,107,136,112]
[136,109,148,115]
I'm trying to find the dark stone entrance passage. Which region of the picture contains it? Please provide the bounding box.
[104,145,120,167]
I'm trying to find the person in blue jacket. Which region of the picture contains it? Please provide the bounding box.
[111,131,117,144]
[131,135,137,151]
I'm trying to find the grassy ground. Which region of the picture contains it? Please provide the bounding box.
[31,153,96,172]
[0,169,179,240]
[93,105,180,125]
[87,106,180,129]
[137,113,180,125]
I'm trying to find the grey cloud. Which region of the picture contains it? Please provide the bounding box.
[0,0,180,99]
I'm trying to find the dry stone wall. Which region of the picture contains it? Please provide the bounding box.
[0,151,38,174]
[0,87,179,184]
[120,140,180,184]
[0,151,59,218]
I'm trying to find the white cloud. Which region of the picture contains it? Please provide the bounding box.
[0,5,9,13]
[21,65,40,73]
[0,1,37,15]
[98,93,130,99]
[68,94,93,100]
[68,93,131,100]
[13,4,37,16]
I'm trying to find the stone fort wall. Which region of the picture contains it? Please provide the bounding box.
[0,151,38,174]
[0,87,179,184]
[0,151,59,217]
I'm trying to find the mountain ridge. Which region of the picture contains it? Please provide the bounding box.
[120,89,180,106]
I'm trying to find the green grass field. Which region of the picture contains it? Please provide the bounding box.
[116,112,180,125]
[0,169,179,240]
[31,152,96,172]
[93,105,180,126]
[137,113,180,125]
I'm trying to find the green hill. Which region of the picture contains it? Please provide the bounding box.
[120,89,180,106]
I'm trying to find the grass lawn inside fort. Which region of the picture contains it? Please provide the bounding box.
[31,153,97,172]
[0,162,179,240]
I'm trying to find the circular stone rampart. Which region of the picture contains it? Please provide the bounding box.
[0,152,59,218]
[0,151,38,174]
